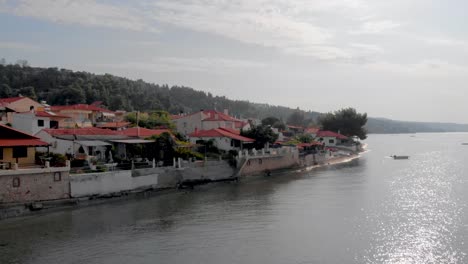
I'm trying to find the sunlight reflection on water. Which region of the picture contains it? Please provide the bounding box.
[365,151,466,264]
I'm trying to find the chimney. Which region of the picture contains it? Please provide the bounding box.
[224,109,229,115]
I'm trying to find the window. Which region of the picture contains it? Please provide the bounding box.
[12,177,20,188]
[0,147,3,160]
[13,147,28,158]
[183,122,187,128]
[54,172,62,182]
[37,119,44,127]
[329,139,335,144]
[247,160,251,166]
[259,159,262,164]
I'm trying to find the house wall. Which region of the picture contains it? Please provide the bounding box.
[238,150,299,177]
[35,131,74,155]
[1,147,36,165]
[70,161,234,197]
[189,136,238,151]
[58,110,93,128]
[173,112,203,135]
[5,98,42,123]
[0,167,70,203]
[12,113,50,135]
[318,136,338,147]
[202,120,228,130]
[300,151,333,167]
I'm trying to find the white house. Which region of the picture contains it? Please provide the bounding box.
[35,127,127,161]
[12,111,69,135]
[188,128,254,151]
[315,130,348,147]
[172,109,250,135]
[304,127,320,138]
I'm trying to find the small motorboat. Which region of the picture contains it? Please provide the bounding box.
[461,143,468,145]
[392,155,409,160]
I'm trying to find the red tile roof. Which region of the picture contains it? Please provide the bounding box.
[96,122,131,129]
[42,127,120,136]
[189,128,254,142]
[118,127,172,138]
[304,127,320,134]
[171,110,243,123]
[0,139,48,147]
[0,97,26,104]
[0,124,48,146]
[50,104,114,113]
[219,127,241,135]
[316,130,348,140]
[35,111,70,118]
[202,110,239,122]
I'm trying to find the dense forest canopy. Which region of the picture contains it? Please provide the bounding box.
[0,62,321,122]
[2,61,468,134]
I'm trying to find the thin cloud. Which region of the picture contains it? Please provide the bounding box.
[349,20,401,34]
[0,0,388,62]
[364,60,468,76]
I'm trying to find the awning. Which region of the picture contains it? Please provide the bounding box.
[109,139,154,144]
[76,140,111,147]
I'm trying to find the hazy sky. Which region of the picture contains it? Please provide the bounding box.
[1,0,468,123]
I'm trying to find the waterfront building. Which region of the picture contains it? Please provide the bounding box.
[188,127,254,151]
[0,96,43,124]
[171,109,250,135]
[12,111,69,135]
[50,104,116,128]
[315,130,348,147]
[35,127,126,161]
[0,124,72,204]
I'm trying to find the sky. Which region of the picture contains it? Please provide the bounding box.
[1,0,468,123]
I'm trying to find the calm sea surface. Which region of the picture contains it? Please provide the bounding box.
[2,133,468,264]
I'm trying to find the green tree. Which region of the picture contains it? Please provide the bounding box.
[18,86,37,100]
[147,132,175,164]
[319,108,368,139]
[126,111,175,129]
[287,109,305,126]
[297,134,313,143]
[0,84,12,97]
[241,125,279,149]
[261,116,286,130]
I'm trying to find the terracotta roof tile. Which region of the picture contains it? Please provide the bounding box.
[42,127,120,136]
[0,97,26,104]
[50,104,114,113]
[96,122,131,128]
[119,127,172,138]
[189,128,254,142]
[0,124,49,146]
[316,130,348,140]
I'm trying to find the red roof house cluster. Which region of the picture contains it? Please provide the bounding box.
[50,104,114,113]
